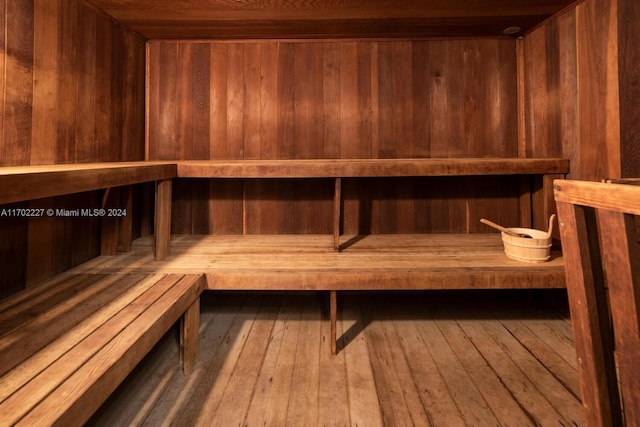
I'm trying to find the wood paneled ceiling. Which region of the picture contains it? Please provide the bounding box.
[83,0,580,40]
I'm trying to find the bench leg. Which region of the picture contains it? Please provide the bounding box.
[155,179,172,261]
[330,290,337,355]
[333,178,342,251]
[180,297,200,375]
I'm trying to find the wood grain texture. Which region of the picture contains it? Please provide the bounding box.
[68,234,567,291]
[155,179,172,261]
[554,179,640,426]
[0,273,205,426]
[0,0,146,297]
[523,0,621,182]
[89,291,581,426]
[0,162,176,205]
[176,158,569,178]
[82,0,576,39]
[149,39,518,163]
[148,39,524,235]
[618,0,640,178]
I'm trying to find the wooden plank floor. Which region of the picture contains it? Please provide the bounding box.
[89,290,583,426]
[68,234,566,290]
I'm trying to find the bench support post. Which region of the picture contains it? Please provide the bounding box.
[180,297,200,375]
[155,179,172,261]
[333,178,342,251]
[330,290,337,355]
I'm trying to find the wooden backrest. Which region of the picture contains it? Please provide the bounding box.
[554,179,640,427]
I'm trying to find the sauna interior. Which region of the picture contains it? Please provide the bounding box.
[1,0,639,425]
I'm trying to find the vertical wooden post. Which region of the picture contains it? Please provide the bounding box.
[117,185,133,252]
[330,290,337,355]
[101,187,118,256]
[519,176,533,228]
[140,182,154,237]
[180,297,200,375]
[597,209,640,426]
[516,37,527,158]
[155,179,172,261]
[533,173,563,239]
[333,178,342,251]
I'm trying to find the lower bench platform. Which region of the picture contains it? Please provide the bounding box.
[0,272,206,426]
[68,233,566,355]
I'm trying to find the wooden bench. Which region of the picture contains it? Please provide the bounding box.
[176,157,569,251]
[1,157,570,357]
[0,272,205,425]
[555,179,640,426]
[0,161,177,261]
[176,157,569,354]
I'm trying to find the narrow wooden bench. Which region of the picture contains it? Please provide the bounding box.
[0,272,206,426]
[0,161,177,261]
[177,157,569,250]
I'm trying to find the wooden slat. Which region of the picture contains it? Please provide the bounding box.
[619,0,640,178]
[0,162,176,205]
[176,158,569,178]
[180,297,200,375]
[0,275,144,378]
[191,295,271,424]
[68,234,566,291]
[206,296,280,426]
[555,200,621,427]
[597,209,640,426]
[431,313,534,425]
[0,274,108,337]
[79,0,576,39]
[154,178,172,261]
[241,295,294,426]
[0,275,163,404]
[333,177,341,250]
[554,179,640,215]
[90,291,580,426]
[7,273,205,426]
[2,0,34,167]
[390,302,466,426]
[0,274,181,422]
[330,290,337,355]
[341,296,384,426]
[369,297,432,425]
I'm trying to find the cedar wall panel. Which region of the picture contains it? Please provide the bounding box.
[148,39,522,235]
[618,0,640,178]
[0,0,145,298]
[524,0,622,182]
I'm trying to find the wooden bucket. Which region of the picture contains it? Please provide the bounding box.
[500,227,552,263]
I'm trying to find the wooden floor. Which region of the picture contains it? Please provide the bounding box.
[89,290,583,426]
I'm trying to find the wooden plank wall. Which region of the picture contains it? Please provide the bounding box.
[618,0,640,178]
[0,0,145,298]
[147,39,522,235]
[523,0,623,182]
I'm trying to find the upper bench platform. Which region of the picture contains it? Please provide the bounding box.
[0,161,176,205]
[176,158,569,178]
[0,158,569,204]
[0,158,570,260]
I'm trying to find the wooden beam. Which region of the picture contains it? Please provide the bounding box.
[333,178,342,251]
[554,179,640,215]
[176,158,570,179]
[154,179,172,261]
[330,290,337,355]
[0,162,176,205]
[181,297,200,375]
